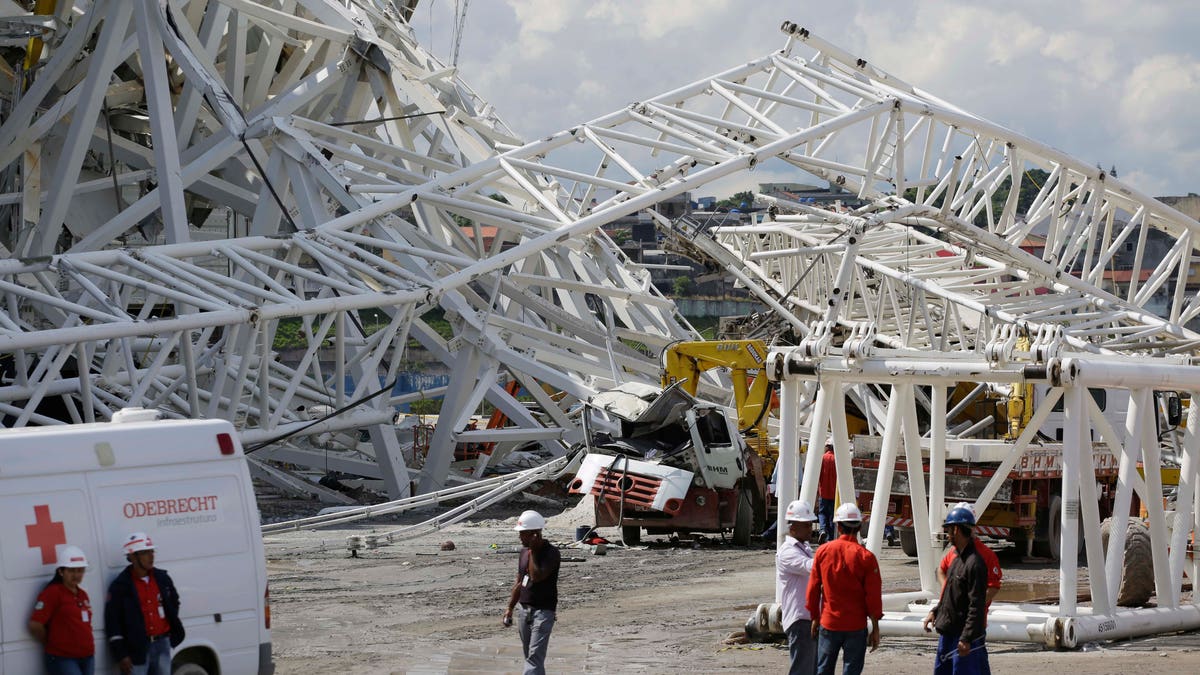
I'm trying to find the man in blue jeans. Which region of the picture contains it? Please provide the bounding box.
[502,510,561,675]
[923,507,988,674]
[104,532,184,675]
[817,444,837,543]
[806,504,882,675]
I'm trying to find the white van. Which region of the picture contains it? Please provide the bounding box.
[0,409,273,674]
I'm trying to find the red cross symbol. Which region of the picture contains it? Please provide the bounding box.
[25,504,66,565]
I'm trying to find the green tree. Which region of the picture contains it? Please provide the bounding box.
[672,276,693,296]
[409,398,441,415]
[716,190,756,210]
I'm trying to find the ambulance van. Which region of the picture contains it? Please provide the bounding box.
[0,408,273,674]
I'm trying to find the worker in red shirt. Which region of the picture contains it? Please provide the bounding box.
[29,544,95,675]
[817,444,837,543]
[805,503,883,675]
[104,532,184,675]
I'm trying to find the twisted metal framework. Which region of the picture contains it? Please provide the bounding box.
[1,4,1198,506]
[769,346,1200,647]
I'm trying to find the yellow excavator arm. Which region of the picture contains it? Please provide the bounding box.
[661,339,772,437]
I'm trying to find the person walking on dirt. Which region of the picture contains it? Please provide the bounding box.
[104,532,184,675]
[936,503,999,674]
[937,502,1002,609]
[777,500,819,675]
[817,444,837,543]
[502,510,561,675]
[29,545,95,675]
[805,503,882,675]
[923,507,988,674]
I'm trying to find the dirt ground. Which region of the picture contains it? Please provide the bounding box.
[262,497,1200,674]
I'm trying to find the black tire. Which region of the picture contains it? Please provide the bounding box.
[622,524,641,545]
[1035,495,1063,560]
[899,528,917,557]
[1099,517,1155,606]
[732,489,753,546]
[173,664,211,675]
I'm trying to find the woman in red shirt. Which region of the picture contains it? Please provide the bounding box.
[29,544,95,675]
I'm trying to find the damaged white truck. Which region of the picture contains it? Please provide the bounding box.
[568,382,768,545]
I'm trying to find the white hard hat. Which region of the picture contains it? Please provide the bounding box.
[122,532,155,554]
[953,502,977,517]
[785,500,817,523]
[834,502,863,523]
[57,545,88,569]
[514,510,546,532]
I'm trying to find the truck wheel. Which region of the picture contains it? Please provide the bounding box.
[1099,517,1154,606]
[173,664,211,675]
[899,528,917,557]
[732,489,753,546]
[1035,495,1063,560]
[622,524,641,546]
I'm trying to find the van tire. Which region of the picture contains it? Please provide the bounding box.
[621,525,641,546]
[1099,517,1155,607]
[173,663,211,675]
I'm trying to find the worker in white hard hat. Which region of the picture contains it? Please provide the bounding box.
[805,503,883,675]
[776,500,818,675]
[104,532,184,675]
[29,544,96,673]
[502,510,560,675]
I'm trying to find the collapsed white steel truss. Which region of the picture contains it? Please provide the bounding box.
[2,0,1199,647]
[0,1,1197,536]
[768,346,1200,646]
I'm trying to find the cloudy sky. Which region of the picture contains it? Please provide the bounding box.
[409,0,1200,199]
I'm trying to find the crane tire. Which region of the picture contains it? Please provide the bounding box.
[1099,517,1155,607]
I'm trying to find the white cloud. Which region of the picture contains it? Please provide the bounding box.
[605,0,732,41]
[1117,54,1200,192]
[508,0,570,59]
[415,0,1200,197]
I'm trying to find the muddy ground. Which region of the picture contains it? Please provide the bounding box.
[261,496,1200,674]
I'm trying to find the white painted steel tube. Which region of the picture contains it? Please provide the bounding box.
[929,386,947,540]
[881,591,935,611]
[1059,386,1084,615]
[901,387,938,594]
[1170,398,1199,591]
[1061,606,1200,648]
[877,614,1056,645]
[798,382,832,508]
[1064,357,1200,390]
[865,384,904,554]
[775,377,802,560]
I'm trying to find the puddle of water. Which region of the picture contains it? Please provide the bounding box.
[994,580,1089,603]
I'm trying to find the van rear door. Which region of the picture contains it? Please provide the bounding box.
[0,472,102,674]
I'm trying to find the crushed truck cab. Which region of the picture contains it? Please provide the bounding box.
[0,409,273,674]
[569,382,766,545]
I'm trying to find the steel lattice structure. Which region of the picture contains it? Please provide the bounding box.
[1,4,1199,507]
